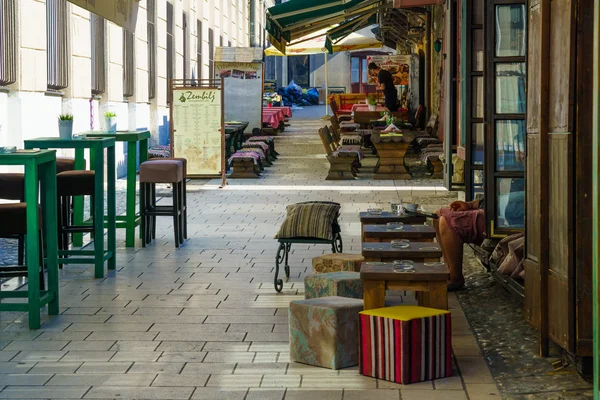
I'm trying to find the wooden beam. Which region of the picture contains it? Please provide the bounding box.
[592,0,600,394]
[538,0,551,357]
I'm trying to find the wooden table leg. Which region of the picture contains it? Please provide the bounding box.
[363,280,386,310]
[420,282,448,310]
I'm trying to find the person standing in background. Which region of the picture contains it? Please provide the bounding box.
[368,62,399,112]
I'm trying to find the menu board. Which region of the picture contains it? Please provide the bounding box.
[366,55,411,86]
[172,88,223,177]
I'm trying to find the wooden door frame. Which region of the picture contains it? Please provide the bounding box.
[484,0,528,238]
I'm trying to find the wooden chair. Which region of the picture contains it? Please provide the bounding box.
[329,97,353,122]
[330,116,362,146]
[318,127,357,180]
[323,126,362,171]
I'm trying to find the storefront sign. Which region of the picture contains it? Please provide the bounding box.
[366,55,411,86]
[67,0,140,32]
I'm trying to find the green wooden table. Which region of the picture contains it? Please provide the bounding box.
[24,137,117,278]
[0,150,59,329]
[82,131,150,247]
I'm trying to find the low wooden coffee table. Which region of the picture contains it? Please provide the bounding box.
[360,262,450,310]
[362,242,442,262]
[363,224,436,243]
[359,212,426,241]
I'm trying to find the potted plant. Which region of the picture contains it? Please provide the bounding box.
[104,111,117,133]
[367,94,377,111]
[58,114,74,140]
[266,98,274,108]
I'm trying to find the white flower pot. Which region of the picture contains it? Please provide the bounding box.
[105,117,117,133]
[58,120,73,140]
[368,104,377,111]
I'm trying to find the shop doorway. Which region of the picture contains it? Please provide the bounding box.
[350,51,390,94]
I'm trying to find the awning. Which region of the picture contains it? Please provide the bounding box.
[67,0,140,32]
[393,0,443,6]
[265,26,382,56]
[267,0,386,52]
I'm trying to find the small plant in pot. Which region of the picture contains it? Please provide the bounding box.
[266,97,274,108]
[367,94,377,111]
[58,114,74,140]
[104,111,117,133]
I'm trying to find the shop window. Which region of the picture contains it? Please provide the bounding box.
[47,0,69,90]
[0,0,17,86]
[495,5,527,57]
[495,63,526,114]
[288,55,310,87]
[495,120,525,171]
[351,57,360,83]
[496,178,525,229]
[147,0,156,99]
[123,30,135,98]
[473,170,484,199]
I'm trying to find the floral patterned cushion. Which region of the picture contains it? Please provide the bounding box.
[304,272,363,300]
[289,296,363,370]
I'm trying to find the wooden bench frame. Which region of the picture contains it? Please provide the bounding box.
[229,158,261,179]
[318,127,357,180]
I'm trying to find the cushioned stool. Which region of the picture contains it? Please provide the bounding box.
[289,296,363,370]
[312,253,364,274]
[145,157,188,240]
[139,159,185,248]
[304,271,363,300]
[0,173,25,264]
[0,203,45,289]
[57,170,97,263]
[359,305,452,384]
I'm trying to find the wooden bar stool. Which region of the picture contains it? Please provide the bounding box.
[0,173,26,264]
[56,170,96,265]
[0,203,45,289]
[145,157,187,241]
[139,159,185,248]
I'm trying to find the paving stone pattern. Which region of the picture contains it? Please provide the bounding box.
[0,107,574,399]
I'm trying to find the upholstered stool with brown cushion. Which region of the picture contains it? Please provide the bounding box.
[0,203,45,289]
[0,173,25,265]
[145,157,188,240]
[56,157,77,174]
[56,170,97,262]
[139,159,185,248]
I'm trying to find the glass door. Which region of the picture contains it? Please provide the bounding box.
[484,1,527,236]
[464,0,485,201]
[350,56,377,93]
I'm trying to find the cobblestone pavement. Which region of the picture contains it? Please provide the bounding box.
[0,107,588,399]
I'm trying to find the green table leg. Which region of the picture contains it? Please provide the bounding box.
[24,160,41,329]
[41,159,59,315]
[139,139,148,241]
[93,148,105,278]
[73,149,86,247]
[125,141,137,247]
[107,146,117,270]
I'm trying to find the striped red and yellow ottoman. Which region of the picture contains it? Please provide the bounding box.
[359,305,452,384]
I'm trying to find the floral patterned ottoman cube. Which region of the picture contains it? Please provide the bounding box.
[312,253,364,274]
[359,305,452,384]
[304,272,363,300]
[289,296,364,370]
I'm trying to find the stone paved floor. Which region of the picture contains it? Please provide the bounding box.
[0,107,547,399]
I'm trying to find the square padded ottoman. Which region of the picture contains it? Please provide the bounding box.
[289,296,364,370]
[359,305,452,384]
[304,271,363,300]
[312,253,364,273]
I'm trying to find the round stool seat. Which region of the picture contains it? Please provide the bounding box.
[56,157,77,174]
[0,173,24,201]
[140,159,184,183]
[147,157,187,177]
[0,203,41,235]
[57,170,95,197]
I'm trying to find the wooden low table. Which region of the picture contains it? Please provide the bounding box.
[372,132,416,180]
[359,212,427,241]
[363,224,436,243]
[361,262,450,310]
[362,242,442,262]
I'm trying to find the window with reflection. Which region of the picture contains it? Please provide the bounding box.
[472,76,484,118]
[495,5,527,57]
[496,178,525,228]
[351,58,360,83]
[495,63,526,114]
[472,123,484,165]
[496,120,525,171]
[473,170,484,200]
